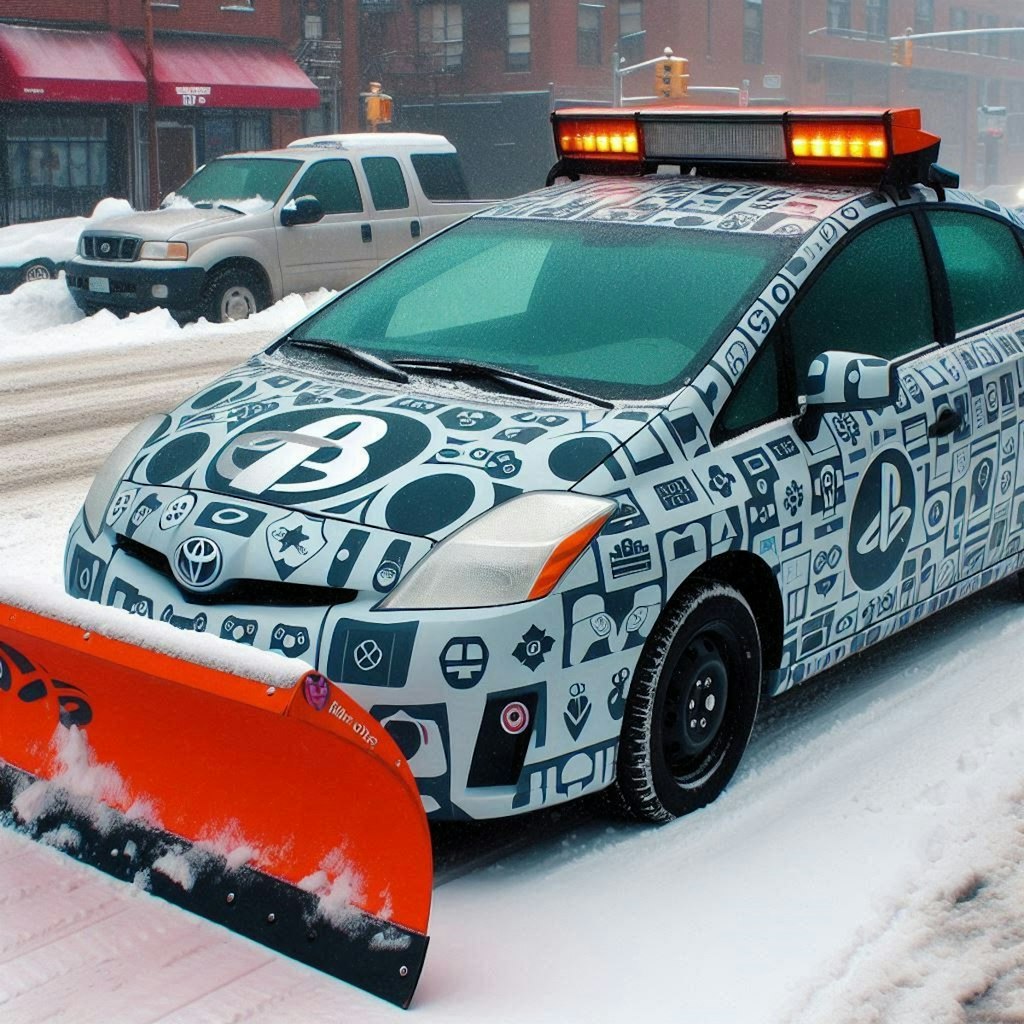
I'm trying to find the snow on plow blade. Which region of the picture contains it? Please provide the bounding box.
[0,597,432,1008]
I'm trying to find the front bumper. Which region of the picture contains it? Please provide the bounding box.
[65,257,206,316]
[64,487,647,822]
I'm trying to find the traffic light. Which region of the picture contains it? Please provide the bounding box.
[654,55,688,100]
[890,36,913,67]
[364,81,393,130]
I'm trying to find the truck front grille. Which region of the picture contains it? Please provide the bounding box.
[81,234,141,261]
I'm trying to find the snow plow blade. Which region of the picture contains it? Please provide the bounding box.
[0,598,431,1008]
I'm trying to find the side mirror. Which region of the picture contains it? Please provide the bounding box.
[280,194,324,227]
[797,350,897,441]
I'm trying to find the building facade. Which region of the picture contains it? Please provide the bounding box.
[344,0,1024,196]
[3,1,1024,224]
[0,0,319,224]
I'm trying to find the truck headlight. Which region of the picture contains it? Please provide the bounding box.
[379,492,616,611]
[139,241,189,260]
[82,415,169,540]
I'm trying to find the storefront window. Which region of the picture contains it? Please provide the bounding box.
[4,115,109,222]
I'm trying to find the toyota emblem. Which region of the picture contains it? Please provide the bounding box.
[100,242,111,254]
[173,536,223,590]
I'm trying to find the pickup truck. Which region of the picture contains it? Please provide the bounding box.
[64,134,491,323]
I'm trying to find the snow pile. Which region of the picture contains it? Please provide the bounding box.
[299,847,370,932]
[0,283,336,362]
[161,194,275,215]
[0,578,313,689]
[0,197,134,265]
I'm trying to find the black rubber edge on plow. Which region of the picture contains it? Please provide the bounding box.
[0,764,428,1008]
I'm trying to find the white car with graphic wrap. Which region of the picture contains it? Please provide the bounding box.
[64,106,1024,824]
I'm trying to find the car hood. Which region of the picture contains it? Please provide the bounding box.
[124,357,655,542]
[87,206,261,242]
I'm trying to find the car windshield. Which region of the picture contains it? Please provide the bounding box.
[287,217,799,400]
[174,157,302,205]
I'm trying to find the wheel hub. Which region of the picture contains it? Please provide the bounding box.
[662,634,729,772]
[221,286,256,321]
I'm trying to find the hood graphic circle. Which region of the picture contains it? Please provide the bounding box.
[173,536,223,590]
[207,409,434,506]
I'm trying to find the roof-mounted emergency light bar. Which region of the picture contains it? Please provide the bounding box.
[550,107,954,191]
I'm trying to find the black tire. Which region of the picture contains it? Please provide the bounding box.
[615,583,762,822]
[20,259,55,284]
[199,265,266,323]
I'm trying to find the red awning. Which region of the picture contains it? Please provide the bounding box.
[0,24,147,104]
[126,36,320,111]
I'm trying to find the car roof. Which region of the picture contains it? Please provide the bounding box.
[478,174,877,239]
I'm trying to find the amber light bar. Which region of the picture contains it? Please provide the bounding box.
[788,121,889,166]
[555,116,641,160]
[552,107,940,183]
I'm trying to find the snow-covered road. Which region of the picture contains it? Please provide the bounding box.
[2,282,1024,1024]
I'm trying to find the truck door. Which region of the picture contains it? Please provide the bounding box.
[360,155,422,266]
[276,157,377,293]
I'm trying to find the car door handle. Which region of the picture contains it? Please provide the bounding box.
[410,219,421,238]
[928,406,962,438]
[361,224,372,243]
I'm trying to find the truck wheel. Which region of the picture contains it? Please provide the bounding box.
[615,583,761,822]
[200,266,266,323]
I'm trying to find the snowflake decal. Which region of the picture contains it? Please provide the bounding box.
[513,625,555,671]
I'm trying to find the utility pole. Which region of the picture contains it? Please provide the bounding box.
[143,0,160,208]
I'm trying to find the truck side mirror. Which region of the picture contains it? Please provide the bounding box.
[796,350,897,441]
[281,194,324,227]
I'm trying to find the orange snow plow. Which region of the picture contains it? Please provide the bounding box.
[0,598,432,1008]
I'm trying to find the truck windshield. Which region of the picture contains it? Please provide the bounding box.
[288,217,800,401]
[175,158,302,205]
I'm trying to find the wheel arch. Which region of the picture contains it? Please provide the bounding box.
[203,256,273,306]
[686,551,784,686]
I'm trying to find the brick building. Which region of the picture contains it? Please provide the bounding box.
[346,0,1024,196]
[0,0,319,223]
[3,1,1024,224]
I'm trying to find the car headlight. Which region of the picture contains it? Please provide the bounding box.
[82,414,169,540]
[139,241,189,260]
[379,492,616,611]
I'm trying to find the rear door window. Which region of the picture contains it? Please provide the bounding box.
[410,152,471,200]
[925,210,1024,335]
[362,156,411,211]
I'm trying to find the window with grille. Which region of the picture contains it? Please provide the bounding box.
[743,0,763,64]
[578,3,604,66]
[419,3,464,71]
[865,0,888,39]
[618,1,643,64]
[507,2,530,71]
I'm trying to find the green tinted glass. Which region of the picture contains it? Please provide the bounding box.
[927,210,1024,334]
[292,219,797,400]
[788,214,934,388]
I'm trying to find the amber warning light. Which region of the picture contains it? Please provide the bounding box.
[550,107,942,186]
[556,117,641,160]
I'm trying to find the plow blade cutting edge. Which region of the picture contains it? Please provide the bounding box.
[0,597,432,1008]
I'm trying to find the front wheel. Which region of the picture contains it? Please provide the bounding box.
[199,266,266,323]
[615,583,761,822]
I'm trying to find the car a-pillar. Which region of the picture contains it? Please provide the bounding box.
[613,550,783,822]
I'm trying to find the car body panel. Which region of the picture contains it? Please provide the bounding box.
[64,172,1024,820]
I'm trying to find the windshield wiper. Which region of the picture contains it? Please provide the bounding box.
[190,200,245,214]
[286,337,410,383]
[391,357,613,409]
